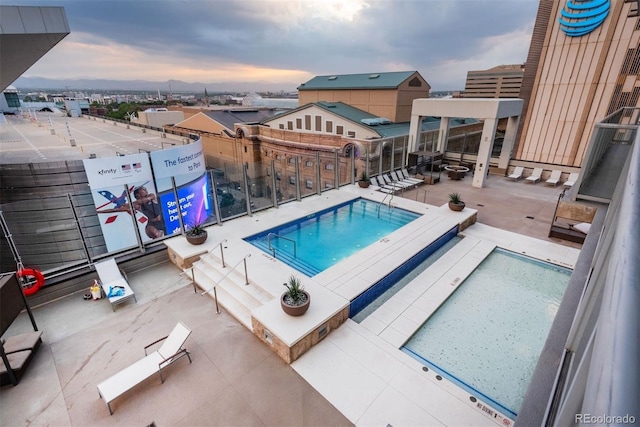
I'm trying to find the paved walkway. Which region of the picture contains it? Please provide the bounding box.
[0,261,351,426]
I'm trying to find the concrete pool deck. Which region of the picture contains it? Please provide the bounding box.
[163,184,580,426]
[1,176,581,426]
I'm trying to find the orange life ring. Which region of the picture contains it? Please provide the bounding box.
[17,268,45,296]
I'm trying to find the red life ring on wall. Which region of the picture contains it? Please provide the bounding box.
[16,268,45,296]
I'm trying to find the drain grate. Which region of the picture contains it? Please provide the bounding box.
[526,216,535,219]
[477,203,484,207]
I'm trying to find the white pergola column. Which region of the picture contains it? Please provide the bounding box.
[437,117,450,153]
[498,115,520,170]
[408,113,422,153]
[472,118,498,188]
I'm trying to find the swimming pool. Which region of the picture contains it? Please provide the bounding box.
[402,249,571,418]
[244,198,421,276]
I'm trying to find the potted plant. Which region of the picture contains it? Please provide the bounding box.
[448,192,466,211]
[281,275,310,316]
[185,222,208,245]
[358,170,370,188]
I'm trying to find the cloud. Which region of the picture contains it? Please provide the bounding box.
[14,0,539,90]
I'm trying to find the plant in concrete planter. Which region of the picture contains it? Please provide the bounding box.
[281,275,310,316]
[448,192,466,212]
[185,222,208,245]
[358,170,370,188]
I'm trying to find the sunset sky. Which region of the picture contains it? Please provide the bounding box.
[11,0,539,91]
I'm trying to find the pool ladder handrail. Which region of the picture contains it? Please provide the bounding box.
[267,232,297,258]
[377,192,394,217]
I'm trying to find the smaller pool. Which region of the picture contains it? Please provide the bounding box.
[402,249,571,418]
[244,198,421,276]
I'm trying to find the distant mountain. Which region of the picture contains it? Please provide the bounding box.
[12,77,299,93]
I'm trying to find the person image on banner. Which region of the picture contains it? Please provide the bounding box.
[132,185,166,238]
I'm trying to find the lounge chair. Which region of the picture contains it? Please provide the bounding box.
[97,322,192,415]
[507,166,524,181]
[390,170,418,188]
[564,172,579,188]
[399,169,424,185]
[545,170,563,186]
[94,258,137,311]
[370,176,395,194]
[382,173,412,189]
[525,168,543,184]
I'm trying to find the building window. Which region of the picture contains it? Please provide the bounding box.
[325,163,334,170]
[296,118,302,129]
[326,121,333,133]
[289,176,296,184]
[276,172,282,180]
[305,115,311,130]
[266,168,271,176]
[305,179,313,189]
[244,146,247,153]
[305,160,313,167]
[5,92,20,108]
[287,121,293,130]
[315,116,322,131]
[408,77,422,87]
[279,123,285,129]
[288,157,295,164]
[275,154,281,160]
[347,131,356,138]
[336,125,344,135]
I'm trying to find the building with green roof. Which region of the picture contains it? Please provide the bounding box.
[298,71,430,123]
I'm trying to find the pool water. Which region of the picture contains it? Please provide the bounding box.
[402,249,571,418]
[244,198,421,276]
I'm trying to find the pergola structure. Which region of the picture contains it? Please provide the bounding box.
[407,98,523,188]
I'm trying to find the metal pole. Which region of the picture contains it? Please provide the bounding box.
[220,244,226,268]
[124,183,145,252]
[67,194,91,263]
[171,177,186,234]
[243,254,251,285]
[295,156,301,201]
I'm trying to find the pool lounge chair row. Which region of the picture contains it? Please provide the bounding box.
[507,167,578,187]
[370,170,423,193]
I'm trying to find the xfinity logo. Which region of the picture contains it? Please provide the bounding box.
[559,0,610,37]
[97,168,117,175]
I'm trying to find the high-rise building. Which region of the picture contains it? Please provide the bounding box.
[516,0,640,166]
[462,64,525,99]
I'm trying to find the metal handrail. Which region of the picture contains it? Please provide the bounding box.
[377,192,394,217]
[267,233,296,257]
[209,238,228,267]
[201,253,252,298]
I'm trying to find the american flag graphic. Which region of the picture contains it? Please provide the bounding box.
[132,162,141,169]
[121,164,131,172]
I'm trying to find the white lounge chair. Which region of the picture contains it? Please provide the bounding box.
[97,322,192,415]
[564,172,579,188]
[399,169,424,185]
[94,258,136,311]
[508,166,524,181]
[525,168,543,184]
[390,170,418,188]
[370,176,395,194]
[545,170,563,186]
[382,173,412,189]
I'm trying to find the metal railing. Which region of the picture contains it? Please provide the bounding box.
[209,239,228,268]
[267,233,296,258]
[201,253,252,297]
[377,192,394,217]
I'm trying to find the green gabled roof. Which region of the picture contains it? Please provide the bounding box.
[298,71,419,90]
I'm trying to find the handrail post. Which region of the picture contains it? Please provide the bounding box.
[243,255,250,285]
[220,244,226,268]
[213,287,220,314]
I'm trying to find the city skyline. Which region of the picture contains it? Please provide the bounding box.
[9,0,539,91]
